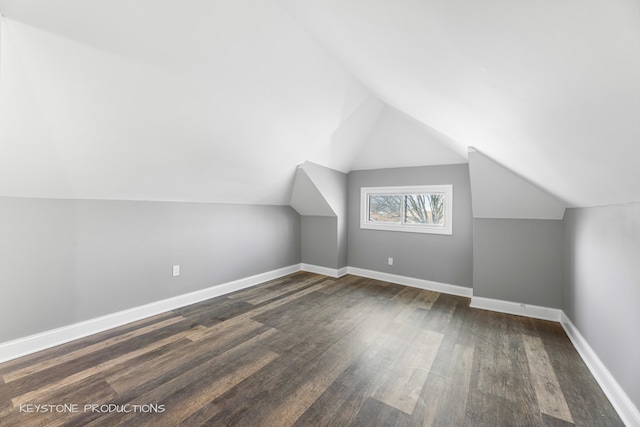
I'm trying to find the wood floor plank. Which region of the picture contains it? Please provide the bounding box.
[464,389,525,427]
[11,330,195,406]
[0,311,178,377]
[315,278,348,295]
[391,287,426,324]
[475,314,515,400]
[227,273,324,303]
[105,320,269,395]
[3,316,186,383]
[183,296,386,425]
[185,317,261,343]
[181,300,256,328]
[238,301,388,426]
[213,280,332,327]
[242,276,325,305]
[411,289,440,310]
[409,371,447,427]
[542,412,577,426]
[418,293,460,335]
[351,397,410,427]
[292,360,376,427]
[458,309,543,426]
[387,288,440,330]
[287,293,418,425]
[135,348,279,426]
[0,377,118,427]
[371,328,443,414]
[82,328,281,427]
[432,343,474,426]
[522,333,574,423]
[257,334,365,426]
[0,319,196,406]
[532,320,624,426]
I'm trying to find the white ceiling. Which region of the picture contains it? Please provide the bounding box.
[0,0,638,206]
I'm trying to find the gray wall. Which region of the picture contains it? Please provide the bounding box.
[292,162,348,270]
[473,219,564,308]
[301,216,338,269]
[347,165,473,287]
[0,197,301,343]
[304,162,348,269]
[564,203,640,409]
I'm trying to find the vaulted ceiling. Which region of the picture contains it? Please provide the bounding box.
[0,0,638,206]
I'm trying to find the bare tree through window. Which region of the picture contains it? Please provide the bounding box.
[368,195,402,222]
[361,185,452,235]
[405,194,445,225]
[368,193,445,225]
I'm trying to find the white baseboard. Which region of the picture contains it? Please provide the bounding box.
[0,264,302,364]
[346,267,473,297]
[469,296,563,322]
[337,266,349,277]
[560,313,640,427]
[301,263,348,278]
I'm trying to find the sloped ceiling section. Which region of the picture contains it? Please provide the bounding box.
[290,166,335,217]
[283,0,640,207]
[468,148,565,220]
[290,161,348,218]
[0,1,363,204]
[349,105,467,171]
[329,78,385,173]
[1,0,638,207]
[0,18,74,196]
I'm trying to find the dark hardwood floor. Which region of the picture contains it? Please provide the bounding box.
[0,272,623,426]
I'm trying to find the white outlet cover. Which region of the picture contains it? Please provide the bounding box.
[172,265,180,276]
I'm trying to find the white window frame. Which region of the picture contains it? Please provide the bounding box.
[360,185,453,235]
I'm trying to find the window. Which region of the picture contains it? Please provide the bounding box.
[360,185,453,235]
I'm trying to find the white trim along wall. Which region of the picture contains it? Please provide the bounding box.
[469,296,562,322]
[0,266,637,426]
[0,265,301,364]
[561,313,640,427]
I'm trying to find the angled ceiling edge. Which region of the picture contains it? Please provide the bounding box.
[468,148,566,220]
[290,167,336,217]
[349,105,468,171]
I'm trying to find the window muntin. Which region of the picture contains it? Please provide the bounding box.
[361,185,453,235]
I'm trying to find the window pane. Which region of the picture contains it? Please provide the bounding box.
[368,195,402,223]
[361,185,452,234]
[404,194,445,225]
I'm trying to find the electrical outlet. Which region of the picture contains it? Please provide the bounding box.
[388,257,393,265]
[172,265,180,277]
